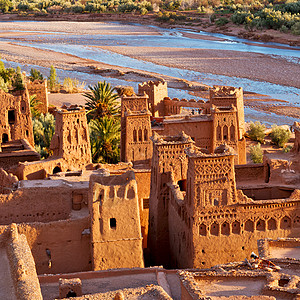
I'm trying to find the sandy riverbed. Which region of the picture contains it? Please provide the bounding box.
[1,21,300,119]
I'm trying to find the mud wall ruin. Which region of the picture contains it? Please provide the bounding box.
[89,171,144,270]
[0,89,34,146]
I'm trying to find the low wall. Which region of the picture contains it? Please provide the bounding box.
[0,185,72,224]
[2,224,43,300]
[235,163,264,183]
[0,217,91,275]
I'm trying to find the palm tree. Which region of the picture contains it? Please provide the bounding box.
[84,81,120,121]
[89,116,120,163]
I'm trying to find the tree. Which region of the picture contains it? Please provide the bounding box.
[249,143,263,164]
[48,65,59,92]
[33,113,56,159]
[29,68,44,81]
[12,66,25,91]
[247,121,265,143]
[270,125,291,147]
[84,81,120,121]
[30,94,42,118]
[89,116,120,163]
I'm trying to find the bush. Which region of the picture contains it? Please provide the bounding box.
[215,17,229,26]
[33,113,55,159]
[270,125,291,147]
[291,22,300,35]
[250,143,263,164]
[12,66,25,91]
[29,68,44,81]
[48,65,60,92]
[247,121,265,143]
[63,77,85,93]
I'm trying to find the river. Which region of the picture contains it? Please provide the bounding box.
[1,20,300,126]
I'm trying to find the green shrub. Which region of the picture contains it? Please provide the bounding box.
[250,143,263,164]
[283,145,293,153]
[33,113,55,159]
[247,121,265,143]
[270,125,291,147]
[29,68,44,81]
[291,22,300,35]
[48,65,60,92]
[215,17,229,26]
[0,77,8,92]
[12,66,25,91]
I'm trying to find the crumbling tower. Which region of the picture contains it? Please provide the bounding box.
[148,131,194,266]
[50,106,91,169]
[138,81,168,117]
[0,89,34,145]
[89,170,144,270]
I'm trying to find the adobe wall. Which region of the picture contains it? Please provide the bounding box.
[134,170,151,248]
[162,97,207,117]
[148,132,194,266]
[235,163,264,183]
[0,184,72,224]
[0,89,34,146]
[0,139,40,171]
[0,217,91,275]
[50,107,91,168]
[190,196,300,268]
[0,168,18,194]
[89,171,144,270]
[1,224,43,300]
[124,111,152,168]
[153,116,213,152]
[210,86,245,139]
[15,158,65,180]
[121,94,149,162]
[211,106,243,164]
[138,81,168,117]
[292,121,300,153]
[168,185,191,268]
[27,80,48,114]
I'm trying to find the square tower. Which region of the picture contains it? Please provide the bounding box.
[210,86,245,139]
[124,110,152,168]
[138,81,168,117]
[148,131,194,266]
[89,170,144,270]
[184,145,237,215]
[50,107,91,168]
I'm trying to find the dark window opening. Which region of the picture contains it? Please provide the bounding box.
[53,166,62,174]
[21,100,26,113]
[8,110,15,124]
[143,198,149,210]
[26,130,29,137]
[110,218,116,229]
[2,133,8,143]
[66,290,77,298]
[278,278,289,287]
[178,179,187,192]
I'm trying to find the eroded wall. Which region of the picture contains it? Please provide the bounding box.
[89,171,144,270]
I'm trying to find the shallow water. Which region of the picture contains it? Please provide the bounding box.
[1,21,300,125]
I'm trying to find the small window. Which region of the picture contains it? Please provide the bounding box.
[2,133,8,143]
[143,198,149,210]
[26,130,29,137]
[110,218,116,229]
[8,110,15,124]
[21,100,26,113]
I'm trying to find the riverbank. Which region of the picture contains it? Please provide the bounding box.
[1,12,300,48]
